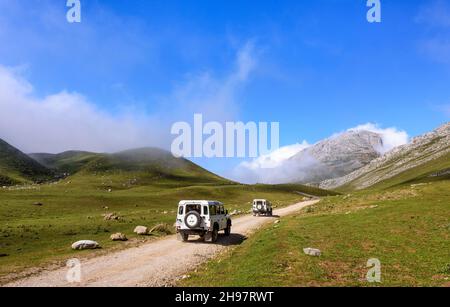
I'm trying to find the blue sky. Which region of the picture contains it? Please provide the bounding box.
[0,0,449,180]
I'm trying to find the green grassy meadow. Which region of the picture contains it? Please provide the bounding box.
[0,169,332,283]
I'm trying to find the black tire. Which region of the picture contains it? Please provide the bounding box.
[177,232,189,242]
[211,227,218,243]
[184,211,201,229]
[224,222,231,236]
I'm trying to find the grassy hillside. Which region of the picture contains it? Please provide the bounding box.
[0,139,53,186]
[365,152,450,190]
[30,148,227,185]
[181,180,450,287]
[29,151,99,174]
[338,152,450,192]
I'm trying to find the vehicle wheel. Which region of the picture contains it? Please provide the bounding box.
[211,228,218,243]
[224,223,231,236]
[177,232,189,242]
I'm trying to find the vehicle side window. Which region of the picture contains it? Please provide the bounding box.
[209,205,216,215]
[219,206,224,215]
[178,206,183,215]
[203,206,208,215]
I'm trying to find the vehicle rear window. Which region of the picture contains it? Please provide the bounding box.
[186,204,201,214]
[178,206,183,215]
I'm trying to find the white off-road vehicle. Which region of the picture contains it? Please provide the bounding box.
[252,199,273,216]
[175,200,232,243]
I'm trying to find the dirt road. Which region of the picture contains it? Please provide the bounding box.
[6,200,318,287]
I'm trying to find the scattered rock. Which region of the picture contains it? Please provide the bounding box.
[107,189,112,193]
[303,248,321,257]
[274,220,281,224]
[71,240,100,250]
[369,205,378,209]
[0,254,9,257]
[32,202,43,206]
[181,274,190,280]
[103,213,120,221]
[230,210,238,216]
[103,206,109,210]
[110,233,128,241]
[134,226,149,235]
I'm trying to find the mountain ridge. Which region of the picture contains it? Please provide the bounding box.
[287,130,384,184]
[320,122,450,190]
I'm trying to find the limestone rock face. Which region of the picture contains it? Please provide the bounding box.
[289,130,383,184]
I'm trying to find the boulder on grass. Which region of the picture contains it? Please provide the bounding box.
[103,213,120,221]
[110,233,128,241]
[134,226,149,235]
[303,247,321,257]
[71,240,100,250]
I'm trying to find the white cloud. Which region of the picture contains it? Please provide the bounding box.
[0,43,258,154]
[0,65,166,153]
[347,123,409,154]
[166,41,258,123]
[240,141,310,170]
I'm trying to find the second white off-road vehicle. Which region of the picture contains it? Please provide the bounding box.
[252,199,273,216]
[175,200,232,243]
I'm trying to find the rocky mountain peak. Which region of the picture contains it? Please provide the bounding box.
[288,130,383,184]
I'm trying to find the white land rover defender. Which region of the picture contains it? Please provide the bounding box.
[175,200,232,243]
[252,199,273,216]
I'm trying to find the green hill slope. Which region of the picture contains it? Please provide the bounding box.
[29,151,99,174]
[30,148,229,186]
[0,139,53,186]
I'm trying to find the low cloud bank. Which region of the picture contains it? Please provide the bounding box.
[0,66,166,153]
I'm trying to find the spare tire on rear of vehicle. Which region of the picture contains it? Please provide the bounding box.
[184,211,201,229]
